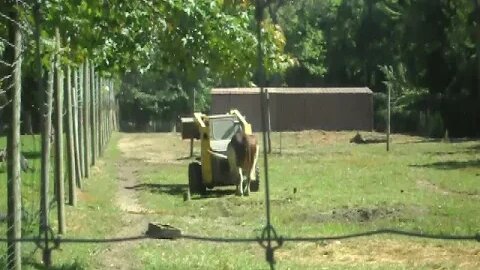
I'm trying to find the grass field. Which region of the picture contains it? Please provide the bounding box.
[1,131,480,269]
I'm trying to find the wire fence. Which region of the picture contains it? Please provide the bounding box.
[0,1,30,267]
[0,229,479,244]
[1,1,118,269]
[0,1,479,270]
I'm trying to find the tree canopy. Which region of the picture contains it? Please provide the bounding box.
[275,0,479,136]
[2,0,479,136]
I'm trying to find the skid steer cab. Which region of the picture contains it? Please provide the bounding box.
[181,110,260,195]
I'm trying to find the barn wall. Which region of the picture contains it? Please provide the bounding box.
[211,90,373,132]
[211,93,263,130]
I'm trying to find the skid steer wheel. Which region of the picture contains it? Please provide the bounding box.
[188,161,206,195]
[250,166,260,192]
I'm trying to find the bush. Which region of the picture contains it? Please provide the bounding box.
[375,64,430,135]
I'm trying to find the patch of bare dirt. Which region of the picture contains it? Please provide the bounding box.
[98,138,155,269]
[117,133,191,164]
[277,239,480,269]
[115,160,150,214]
[301,204,424,223]
[269,131,421,147]
[76,189,94,202]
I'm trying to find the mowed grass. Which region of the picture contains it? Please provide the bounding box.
[1,132,480,269]
[129,131,480,269]
[0,134,123,269]
[0,135,43,237]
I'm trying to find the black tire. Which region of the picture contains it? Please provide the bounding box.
[250,166,260,192]
[188,162,205,194]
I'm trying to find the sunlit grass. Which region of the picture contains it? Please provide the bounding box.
[1,132,479,269]
[133,132,480,269]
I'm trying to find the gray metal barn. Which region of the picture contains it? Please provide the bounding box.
[210,87,373,132]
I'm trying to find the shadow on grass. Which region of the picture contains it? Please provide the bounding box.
[469,144,480,151]
[399,138,480,145]
[23,260,85,270]
[397,138,441,144]
[425,150,478,155]
[126,183,187,196]
[125,183,236,199]
[410,159,480,170]
[424,142,480,155]
[425,151,459,155]
[22,150,41,159]
[192,189,236,200]
[175,156,200,161]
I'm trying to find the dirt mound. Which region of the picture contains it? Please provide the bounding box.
[350,132,387,144]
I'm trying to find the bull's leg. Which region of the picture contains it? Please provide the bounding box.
[250,145,260,180]
[244,176,250,196]
[236,168,244,196]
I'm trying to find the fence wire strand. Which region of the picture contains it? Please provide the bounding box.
[0,11,30,34]
[0,229,478,244]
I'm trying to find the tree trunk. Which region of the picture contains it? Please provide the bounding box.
[475,0,480,135]
[111,81,115,133]
[73,67,83,188]
[5,5,22,268]
[34,0,53,265]
[110,80,115,135]
[387,85,391,151]
[98,77,103,155]
[40,62,54,266]
[114,82,117,133]
[78,65,85,182]
[83,60,90,177]
[65,66,76,206]
[54,28,66,235]
[98,76,103,156]
[91,66,97,165]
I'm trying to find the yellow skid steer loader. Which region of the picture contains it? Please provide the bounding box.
[181,110,260,194]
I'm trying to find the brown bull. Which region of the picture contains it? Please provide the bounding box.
[227,129,259,196]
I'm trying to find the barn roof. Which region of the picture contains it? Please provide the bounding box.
[211,87,372,94]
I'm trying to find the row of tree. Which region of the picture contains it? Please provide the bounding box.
[0,1,120,268]
[2,0,479,136]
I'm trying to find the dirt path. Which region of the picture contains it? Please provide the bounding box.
[98,137,153,269]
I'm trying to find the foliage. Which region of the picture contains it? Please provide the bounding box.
[2,0,480,135]
[0,0,292,131]
[276,0,479,136]
[116,0,292,126]
[376,64,429,133]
